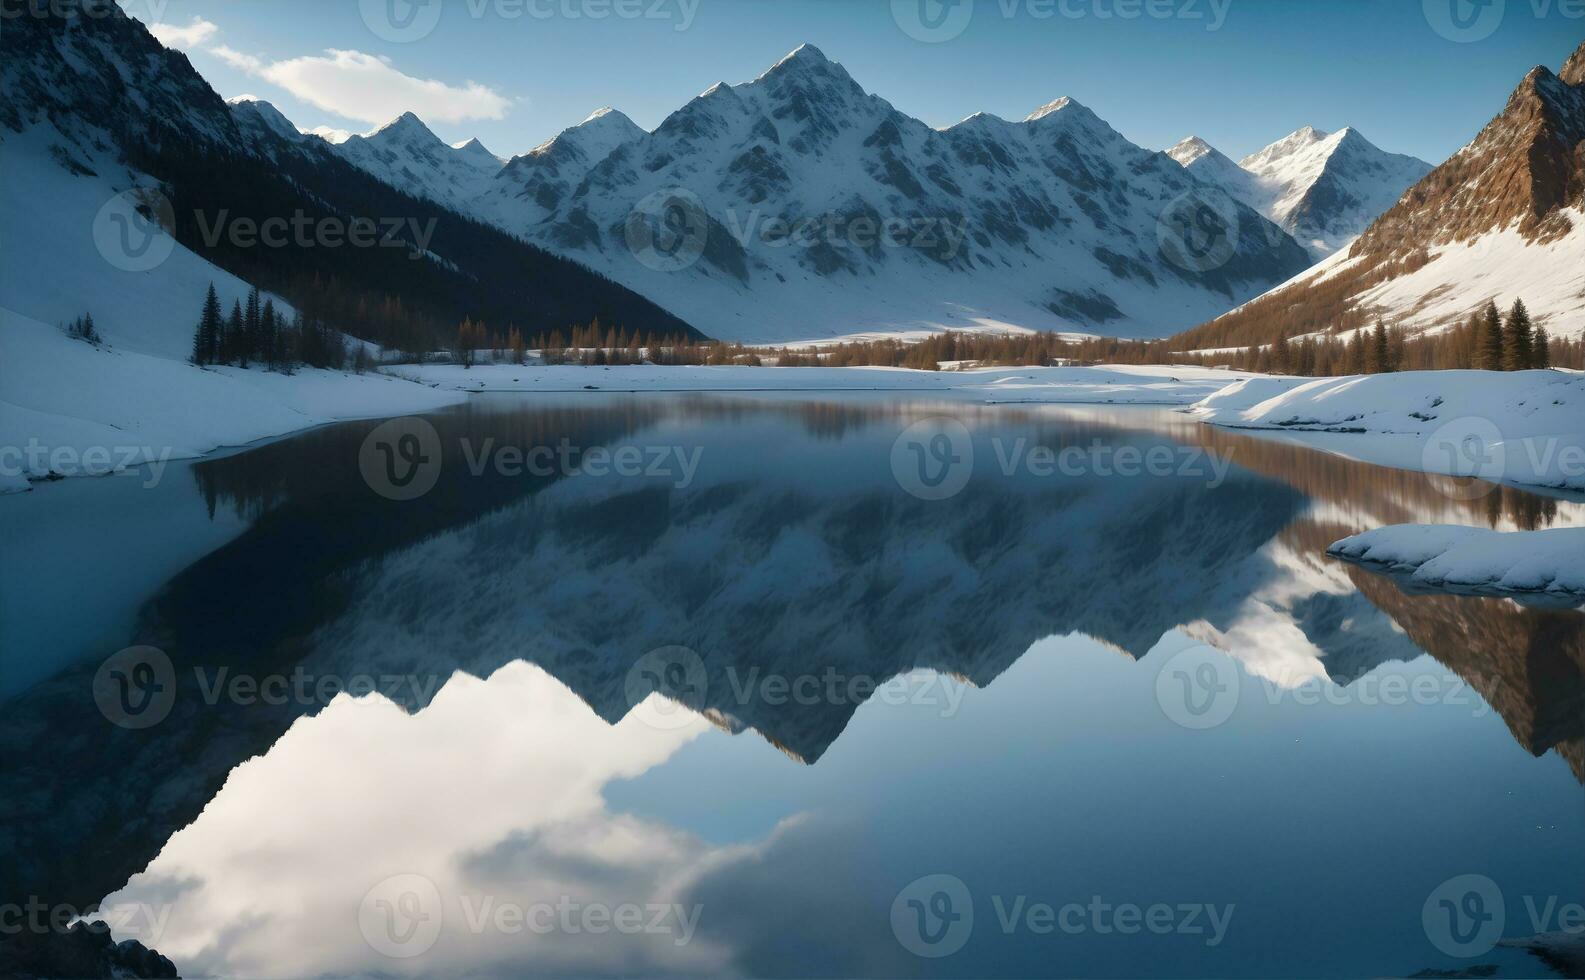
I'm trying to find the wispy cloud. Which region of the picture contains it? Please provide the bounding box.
[213,47,510,127]
[148,16,219,49]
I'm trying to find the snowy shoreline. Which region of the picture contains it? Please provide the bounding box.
[1186,370,1585,493]
[1328,524,1585,601]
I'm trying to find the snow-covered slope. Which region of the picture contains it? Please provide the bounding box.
[1170,127,1431,258]
[334,45,1312,343]
[1182,41,1585,343]
[320,111,506,213]
[487,46,1311,342]
[473,107,647,228]
[1189,369,1585,491]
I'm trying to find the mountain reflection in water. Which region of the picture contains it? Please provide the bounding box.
[1,394,1581,979]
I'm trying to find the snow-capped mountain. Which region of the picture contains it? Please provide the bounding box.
[325,111,506,213]
[1177,40,1585,345]
[1170,126,1432,258]
[0,2,695,351]
[474,107,646,227]
[329,44,1311,342]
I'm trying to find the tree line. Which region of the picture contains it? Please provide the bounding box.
[190,283,365,372]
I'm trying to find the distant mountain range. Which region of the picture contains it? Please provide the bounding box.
[1168,127,1432,260]
[5,4,1581,350]
[249,44,1332,342]
[1174,40,1585,350]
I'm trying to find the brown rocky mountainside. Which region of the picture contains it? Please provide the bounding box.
[1169,39,1585,353]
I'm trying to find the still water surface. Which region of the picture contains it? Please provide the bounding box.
[2,393,1582,978]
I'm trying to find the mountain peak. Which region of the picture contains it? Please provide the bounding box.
[1023,97,1084,123]
[776,43,829,67]
[372,111,439,143]
[1167,135,1218,165]
[1560,39,1585,86]
[225,97,301,142]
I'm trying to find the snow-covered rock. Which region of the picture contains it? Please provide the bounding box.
[1329,524,1585,598]
[1188,369,1585,491]
[321,111,506,213]
[1186,40,1585,342]
[346,44,1313,343]
[1170,127,1431,259]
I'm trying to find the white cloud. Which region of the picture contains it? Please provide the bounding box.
[148,16,219,49]
[213,47,510,126]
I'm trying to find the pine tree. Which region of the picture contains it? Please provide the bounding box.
[1369,321,1392,373]
[260,299,279,370]
[240,288,261,369]
[1478,300,1505,370]
[1533,326,1552,369]
[1503,298,1533,371]
[192,284,222,365]
[224,300,244,364]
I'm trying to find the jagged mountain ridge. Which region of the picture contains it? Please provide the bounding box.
[1169,126,1432,259]
[307,43,1313,342]
[0,1,700,346]
[1171,39,1585,350]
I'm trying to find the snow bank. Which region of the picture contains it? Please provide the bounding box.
[1328,524,1585,598]
[0,309,465,489]
[1189,370,1585,490]
[400,362,1250,405]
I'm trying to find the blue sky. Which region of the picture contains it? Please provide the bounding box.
[134,0,1583,163]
